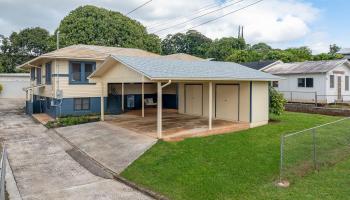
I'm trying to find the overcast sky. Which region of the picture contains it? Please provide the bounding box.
[0,0,349,54]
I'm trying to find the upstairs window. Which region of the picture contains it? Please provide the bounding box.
[346,76,349,91]
[298,78,313,88]
[69,61,96,84]
[30,68,35,80]
[36,67,41,85]
[330,75,335,88]
[45,63,52,85]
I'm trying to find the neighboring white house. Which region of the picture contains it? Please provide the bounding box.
[339,48,350,60]
[0,73,30,98]
[263,59,350,104]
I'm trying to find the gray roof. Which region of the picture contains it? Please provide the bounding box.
[264,59,350,75]
[110,55,280,81]
[339,48,350,55]
[240,60,278,70]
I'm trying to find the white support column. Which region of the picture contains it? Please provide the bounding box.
[142,76,145,117]
[157,82,162,139]
[209,81,213,130]
[100,81,105,121]
[121,82,125,112]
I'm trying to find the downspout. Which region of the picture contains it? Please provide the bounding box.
[162,80,172,88]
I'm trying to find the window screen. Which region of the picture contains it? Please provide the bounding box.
[71,63,81,82]
[84,63,94,81]
[306,78,313,88]
[298,78,305,87]
[74,98,90,111]
[272,81,279,87]
[45,63,52,84]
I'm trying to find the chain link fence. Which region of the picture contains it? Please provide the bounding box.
[279,117,350,185]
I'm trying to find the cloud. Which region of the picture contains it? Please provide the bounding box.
[0,0,322,51]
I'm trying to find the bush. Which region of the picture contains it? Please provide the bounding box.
[0,84,2,94]
[269,87,287,116]
[46,115,100,128]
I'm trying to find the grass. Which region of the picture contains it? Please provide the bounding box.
[121,112,350,200]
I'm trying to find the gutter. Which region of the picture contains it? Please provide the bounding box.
[161,80,172,88]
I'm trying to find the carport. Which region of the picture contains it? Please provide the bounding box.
[89,55,280,139]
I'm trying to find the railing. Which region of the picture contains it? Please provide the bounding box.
[278,117,350,186]
[0,146,7,200]
[279,91,317,104]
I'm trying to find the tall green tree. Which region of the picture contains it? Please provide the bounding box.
[329,44,341,55]
[206,37,246,61]
[57,5,161,53]
[161,30,212,57]
[251,42,272,52]
[0,27,52,72]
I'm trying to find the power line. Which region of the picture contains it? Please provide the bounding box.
[125,0,153,16]
[151,0,246,34]
[181,0,264,34]
[147,0,236,30]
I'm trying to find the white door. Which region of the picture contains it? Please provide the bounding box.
[215,85,239,121]
[185,85,203,116]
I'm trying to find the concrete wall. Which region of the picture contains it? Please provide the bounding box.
[0,73,29,98]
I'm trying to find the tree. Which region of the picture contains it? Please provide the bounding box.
[160,30,212,57]
[225,50,263,63]
[57,5,161,53]
[206,37,246,61]
[329,44,341,55]
[269,87,287,116]
[284,47,312,62]
[0,27,53,73]
[251,42,272,52]
[313,53,344,61]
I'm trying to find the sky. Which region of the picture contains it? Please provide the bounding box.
[0,0,349,54]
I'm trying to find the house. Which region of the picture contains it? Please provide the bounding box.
[263,59,350,104]
[0,73,30,99]
[19,44,279,138]
[339,48,350,60]
[240,60,282,71]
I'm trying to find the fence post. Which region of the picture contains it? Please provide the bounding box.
[290,92,293,102]
[279,135,285,182]
[0,147,6,200]
[312,129,317,170]
[315,92,318,107]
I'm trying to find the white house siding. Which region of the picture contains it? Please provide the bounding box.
[274,73,326,103]
[0,73,29,98]
[325,63,350,103]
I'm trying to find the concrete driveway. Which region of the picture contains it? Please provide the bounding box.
[0,99,152,200]
[55,122,157,174]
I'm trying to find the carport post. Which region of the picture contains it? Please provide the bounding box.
[122,82,124,112]
[209,81,213,130]
[100,81,105,121]
[157,82,162,139]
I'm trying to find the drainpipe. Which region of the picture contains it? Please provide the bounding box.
[162,80,172,88]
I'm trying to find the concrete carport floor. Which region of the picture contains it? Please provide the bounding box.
[0,99,152,200]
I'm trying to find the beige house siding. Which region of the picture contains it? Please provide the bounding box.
[250,81,269,127]
[178,81,268,125]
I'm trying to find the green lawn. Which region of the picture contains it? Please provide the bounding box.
[121,112,349,200]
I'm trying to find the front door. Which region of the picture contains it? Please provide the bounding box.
[215,85,239,121]
[338,76,342,100]
[185,84,203,116]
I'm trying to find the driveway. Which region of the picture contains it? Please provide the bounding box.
[0,99,152,200]
[55,122,157,174]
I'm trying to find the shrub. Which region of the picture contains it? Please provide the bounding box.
[0,84,3,94]
[269,86,287,116]
[45,115,100,128]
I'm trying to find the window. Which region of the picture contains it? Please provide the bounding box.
[45,63,52,85]
[346,76,349,91]
[272,81,279,88]
[30,68,35,80]
[69,61,96,84]
[298,78,305,87]
[330,75,335,88]
[298,78,313,88]
[36,67,41,84]
[74,98,90,111]
[306,78,313,88]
